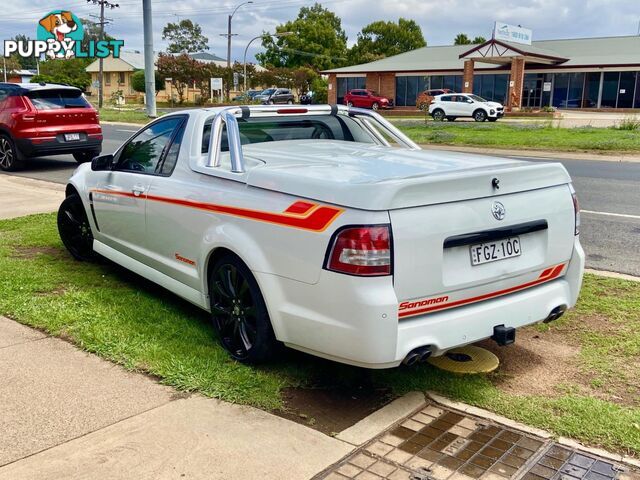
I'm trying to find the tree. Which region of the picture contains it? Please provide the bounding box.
[454,33,487,45]
[30,58,91,90]
[80,18,115,54]
[0,55,21,80]
[12,35,37,70]
[256,3,347,71]
[162,19,209,54]
[156,53,202,103]
[131,69,166,96]
[454,33,471,45]
[348,19,425,64]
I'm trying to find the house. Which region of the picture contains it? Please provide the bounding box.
[85,51,151,100]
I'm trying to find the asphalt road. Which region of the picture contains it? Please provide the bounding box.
[1,124,639,276]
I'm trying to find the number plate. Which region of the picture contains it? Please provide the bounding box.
[64,133,81,142]
[470,236,521,266]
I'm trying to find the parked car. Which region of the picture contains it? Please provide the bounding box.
[254,88,295,105]
[58,105,584,368]
[232,90,262,103]
[344,89,393,110]
[0,83,102,171]
[429,93,505,122]
[416,88,453,111]
[299,91,314,105]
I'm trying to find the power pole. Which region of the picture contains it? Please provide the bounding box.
[142,0,156,117]
[88,0,120,109]
[220,2,253,68]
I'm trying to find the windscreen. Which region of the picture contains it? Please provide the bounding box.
[202,114,377,153]
[27,89,90,110]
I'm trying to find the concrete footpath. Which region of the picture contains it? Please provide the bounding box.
[0,316,353,479]
[0,175,65,219]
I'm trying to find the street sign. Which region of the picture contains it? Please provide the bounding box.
[493,22,532,45]
[233,72,239,88]
[211,77,223,90]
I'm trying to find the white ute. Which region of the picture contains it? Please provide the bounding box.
[58,105,584,368]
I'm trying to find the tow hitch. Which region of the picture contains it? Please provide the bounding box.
[492,324,516,346]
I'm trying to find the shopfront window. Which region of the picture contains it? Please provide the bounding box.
[337,77,366,104]
[584,73,601,108]
[601,72,620,108]
[472,74,509,104]
[635,73,640,108]
[617,71,637,109]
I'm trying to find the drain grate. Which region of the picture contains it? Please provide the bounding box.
[317,402,639,480]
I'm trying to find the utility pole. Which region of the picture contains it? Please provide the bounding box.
[221,1,253,67]
[142,0,156,117]
[88,0,120,109]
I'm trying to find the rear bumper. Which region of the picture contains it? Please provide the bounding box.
[16,134,102,158]
[257,238,584,369]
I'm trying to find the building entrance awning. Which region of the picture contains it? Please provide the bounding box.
[459,39,568,65]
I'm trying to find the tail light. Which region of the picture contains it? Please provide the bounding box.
[325,225,392,276]
[570,184,580,235]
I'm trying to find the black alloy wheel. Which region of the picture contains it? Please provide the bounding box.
[57,194,96,261]
[0,135,23,171]
[209,254,277,363]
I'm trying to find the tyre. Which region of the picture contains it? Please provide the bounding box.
[0,134,24,171]
[432,109,445,121]
[474,110,487,122]
[488,117,498,122]
[287,99,293,105]
[372,102,379,111]
[57,194,96,261]
[73,150,100,164]
[208,253,278,363]
[347,101,354,108]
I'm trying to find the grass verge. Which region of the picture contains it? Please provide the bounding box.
[396,121,640,153]
[1,214,639,456]
[98,108,162,124]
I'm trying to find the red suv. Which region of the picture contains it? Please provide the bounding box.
[0,83,102,171]
[344,89,393,110]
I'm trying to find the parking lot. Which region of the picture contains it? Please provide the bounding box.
[1,122,639,277]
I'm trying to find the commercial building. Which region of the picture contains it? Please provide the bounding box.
[324,35,640,110]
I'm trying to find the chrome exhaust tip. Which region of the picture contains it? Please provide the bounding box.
[543,305,567,323]
[403,347,432,366]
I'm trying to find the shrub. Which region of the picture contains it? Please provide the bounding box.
[613,116,640,131]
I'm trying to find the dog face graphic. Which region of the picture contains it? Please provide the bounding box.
[39,12,77,42]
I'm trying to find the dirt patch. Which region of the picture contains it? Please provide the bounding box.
[275,385,393,436]
[478,329,581,397]
[11,245,65,260]
[34,286,66,297]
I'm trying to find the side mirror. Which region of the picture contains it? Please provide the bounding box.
[91,154,114,171]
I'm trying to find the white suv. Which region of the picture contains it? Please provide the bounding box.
[429,93,504,122]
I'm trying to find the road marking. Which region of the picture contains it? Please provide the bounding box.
[582,210,640,220]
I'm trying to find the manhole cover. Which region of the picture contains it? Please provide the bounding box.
[427,346,499,374]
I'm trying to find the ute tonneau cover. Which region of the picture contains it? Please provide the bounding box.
[243,140,571,210]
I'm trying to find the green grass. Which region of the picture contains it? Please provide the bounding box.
[397,121,640,153]
[98,108,162,124]
[1,214,639,456]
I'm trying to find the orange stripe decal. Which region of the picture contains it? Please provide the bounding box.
[398,263,566,319]
[91,189,343,232]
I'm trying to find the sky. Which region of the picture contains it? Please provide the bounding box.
[1,0,639,63]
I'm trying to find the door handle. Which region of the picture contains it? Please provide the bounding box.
[132,185,146,197]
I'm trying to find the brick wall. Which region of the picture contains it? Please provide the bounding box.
[508,57,525,110]
[366,73,396,102]
[463,60,474,93]
[328,74,337,104]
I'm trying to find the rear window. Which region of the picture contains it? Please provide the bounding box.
[27,90,90,110]
[202,115,376,154]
